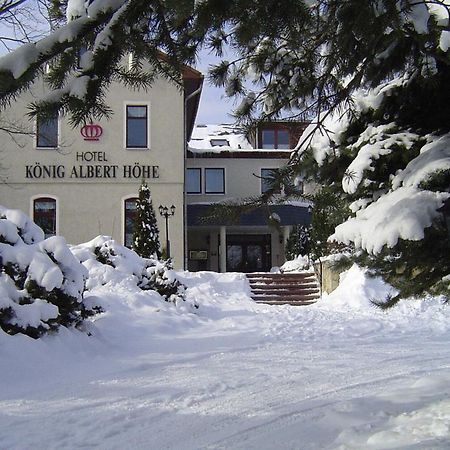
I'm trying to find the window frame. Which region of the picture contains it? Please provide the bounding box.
[259,127,291,150]
[32,196,58,238]
[186,168,202,194]
[123,197,138,247]
[261,168,282,194]
[125,104,149,149]
[210,138,230,147]
[204,168,225,194]
[36,112,59,149]
[261,129,276,149]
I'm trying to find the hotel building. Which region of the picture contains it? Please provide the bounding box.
[0,63,311,271]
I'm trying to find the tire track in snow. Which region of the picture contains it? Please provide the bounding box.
[199,364,450,450]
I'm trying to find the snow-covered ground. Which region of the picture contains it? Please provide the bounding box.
[1,265,450,449]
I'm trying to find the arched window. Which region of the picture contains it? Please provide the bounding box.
[33,197,57,238]
[124,198,138,247]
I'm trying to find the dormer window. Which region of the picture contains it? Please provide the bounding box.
[261,128,289,149]
[210,139,229,147]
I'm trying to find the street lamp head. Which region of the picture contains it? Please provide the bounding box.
[159,204,175,218]
[158,203,174,258]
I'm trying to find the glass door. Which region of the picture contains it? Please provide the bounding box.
[226,235,271,272]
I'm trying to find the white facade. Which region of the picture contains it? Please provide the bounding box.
[0,70,311,273]
[186,124,311,272]
[0,68,202,270]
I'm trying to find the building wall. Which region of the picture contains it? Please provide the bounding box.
[186,154,294,272]
[0,76,186,268]
[186,156,288,201]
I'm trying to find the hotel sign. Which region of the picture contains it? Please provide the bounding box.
[25,152,159,180]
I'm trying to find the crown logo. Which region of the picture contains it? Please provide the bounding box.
[81,123,103,141]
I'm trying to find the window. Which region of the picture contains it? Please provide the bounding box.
[262,130,275,149]
[205,168,225,194]
[277,130,289,149]
[33,198,56,238]
[261,169,281,194]
[261,128,290,149]
[124,198,138,247]
[210,139,229,147]
[186,168,201,194]
[36,113,58,148]
[126,105,148,148]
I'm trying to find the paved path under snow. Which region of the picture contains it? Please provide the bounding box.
[1,271,449,449]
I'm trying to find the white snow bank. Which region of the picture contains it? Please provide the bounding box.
[1,267,450,449]
[72,235,190,307]
[322,264,398,309]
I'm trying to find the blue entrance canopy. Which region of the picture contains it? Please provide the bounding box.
[187,204,311,227]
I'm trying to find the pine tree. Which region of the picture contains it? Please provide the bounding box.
[0,1,449,298]
[0,0,200,125]
[285,225,311,260]
[132,181,162,259]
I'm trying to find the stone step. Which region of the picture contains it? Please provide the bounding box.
[253,299,318,306]
[246,272,316,279]
[252,293,320,301]
[249,284,319,291]
[247,276,317,284]
[246,272,320,306]
[251,289,320,298]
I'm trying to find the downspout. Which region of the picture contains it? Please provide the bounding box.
[183,84,203,270]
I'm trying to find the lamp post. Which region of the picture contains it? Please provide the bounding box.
[159,204,176,258]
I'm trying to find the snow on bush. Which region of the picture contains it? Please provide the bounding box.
[0,206,89,338]
[71,236,188,305]
[298,74,450,256]
[280,255,311,273]
[331,186,449,254]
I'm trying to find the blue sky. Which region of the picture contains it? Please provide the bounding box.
[194,50,236,125]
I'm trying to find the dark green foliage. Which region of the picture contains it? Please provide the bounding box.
[94,246,115,266]
[370,293,402,310]
[2,1,448,128]
[139,259,186,303]
[285,225,311,260]
[25,279,81,330]
[92,239,185,303]
[291,63,450,301]
[0,271,87,338]
[0,209,95,338]
[309,187,351,260]
[132,181,162,259]
[3,262,28,290]
[355,226,450,302]
[0,0,199,125]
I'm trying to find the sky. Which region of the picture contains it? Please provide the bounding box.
[194,49,237,125]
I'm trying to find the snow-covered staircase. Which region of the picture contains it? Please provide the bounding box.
[246,272,320,306]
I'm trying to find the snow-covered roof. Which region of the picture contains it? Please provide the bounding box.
[188,124,253,152]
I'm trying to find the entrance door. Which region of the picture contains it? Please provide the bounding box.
[226,235,271,272]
